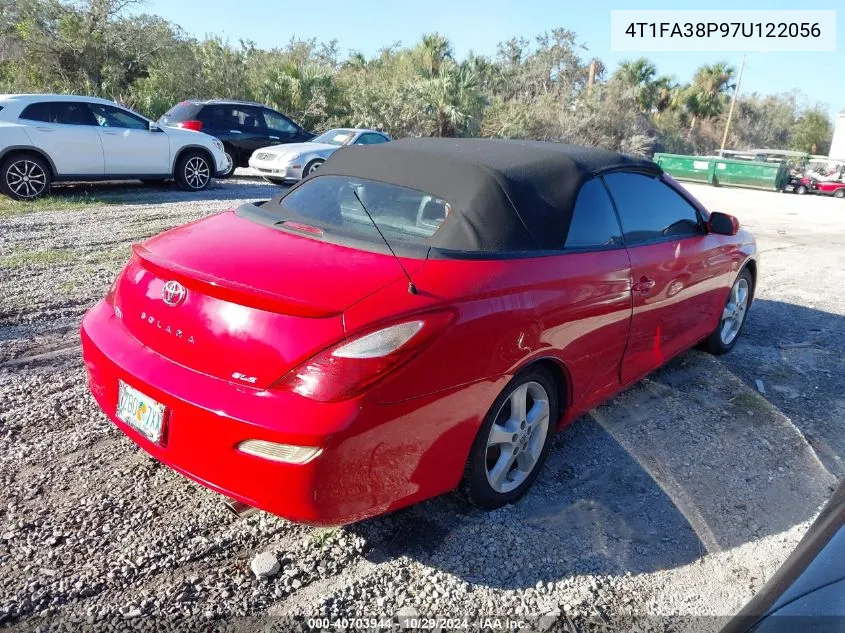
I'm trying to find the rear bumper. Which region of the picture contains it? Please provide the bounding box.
[81,301,488,525]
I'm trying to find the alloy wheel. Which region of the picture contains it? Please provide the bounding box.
[720,277,750,345]
[485,381,550,494]
[223,152,235,176]
[184,157,210,189]
[6,160,47,199]
[305,161,323,177]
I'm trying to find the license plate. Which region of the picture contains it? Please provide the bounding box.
[116,380,166,444]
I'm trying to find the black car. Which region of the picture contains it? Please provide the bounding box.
[158,100,314,178]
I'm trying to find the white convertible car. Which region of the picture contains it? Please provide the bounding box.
[0,94,230,200]
[248,128,390,184]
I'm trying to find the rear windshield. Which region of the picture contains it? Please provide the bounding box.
[161,102,201,121]
[275,175,451,245]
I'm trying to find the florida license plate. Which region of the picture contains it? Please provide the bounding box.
[116,380,166,444]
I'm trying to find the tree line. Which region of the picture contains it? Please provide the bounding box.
[0,0,833,157]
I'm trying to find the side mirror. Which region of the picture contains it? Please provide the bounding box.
[149,122,163,133]
[708,211,740,236]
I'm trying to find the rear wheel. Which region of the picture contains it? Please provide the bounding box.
[1,154,51,201]
[796,185,808,195]
[834,189,845,199]
[703,268,753,355]
[459,367,558,509]
[217,147,236,179]
[175,151,211,191]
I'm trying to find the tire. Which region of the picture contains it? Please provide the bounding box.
[175,151,212,191]
[0,153,51,201]
[459,367,558,509]
[262,177,287,185]
[302,159,324,178]
[796,185,808,195]
[217,147,236,179]
[703,268,754,355]
[834,189,845,199]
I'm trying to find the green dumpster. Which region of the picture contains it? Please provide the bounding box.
[654,153,715,184]
[654,153,790,191]
[710,157,789,191]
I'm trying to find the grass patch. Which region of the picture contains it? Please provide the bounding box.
[0,193,110,217]
[310,527,341,550]
[0,248,77,269]
[730,390,772,414]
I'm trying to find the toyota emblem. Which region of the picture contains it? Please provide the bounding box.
[161,280,187,307]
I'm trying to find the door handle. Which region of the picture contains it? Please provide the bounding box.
[269,135,280,140]
[36,127,54,132]
[229,130,242,134]
[632,276,656,293]
[101,131,120,135]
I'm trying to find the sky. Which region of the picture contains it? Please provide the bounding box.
[141,0,844,119]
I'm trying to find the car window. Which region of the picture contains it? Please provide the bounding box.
[564,178,623,249]
[53,102,97,126]
[197,105,227,127]
[277,175,450,245]
[88,104,148,130]
[200,105,261,129]
[602,172,703,244]
[262,110,297,133]
[312,130,355,145]
[19,102,53,123]
[355,133,389,145]
[230,107,261,129]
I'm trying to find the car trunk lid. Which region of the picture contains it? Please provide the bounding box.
[113,210,409,388]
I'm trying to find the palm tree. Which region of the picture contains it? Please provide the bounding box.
[685,62,735,132]
[652,75,678,117]
[256,62,336,128]
[417,33,453,78]
[613,58,657,112]
[414,63,485,137]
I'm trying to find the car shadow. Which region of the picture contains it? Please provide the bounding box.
[47,176,288,206]
[349,299,842,590]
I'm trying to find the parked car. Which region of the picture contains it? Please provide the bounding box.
[810,179,845,198]
[0,94,230,200]
[81,138,758,525]
[784,175,812,194]
[723,479,845,632]
[158,100,314,178]
[249,128,390,184]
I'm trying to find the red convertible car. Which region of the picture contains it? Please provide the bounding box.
[81,139,758,525]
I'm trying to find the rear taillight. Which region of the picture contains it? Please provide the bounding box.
[177,120,203,131]
[274,312,454,402]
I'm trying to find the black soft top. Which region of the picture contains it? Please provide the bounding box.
[266,138,662,253]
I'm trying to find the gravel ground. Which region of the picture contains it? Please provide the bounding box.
[0,175,843,632]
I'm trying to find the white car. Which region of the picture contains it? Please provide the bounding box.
[248,128,390,184]
[0,94,231,200]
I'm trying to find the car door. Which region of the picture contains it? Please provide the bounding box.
[603,171,730,385]
[87,103,170,175]
[545,177,633,414]
[19,101,104,176]
[260,109,303,146]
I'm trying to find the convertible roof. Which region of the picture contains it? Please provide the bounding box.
[268,137,662,253]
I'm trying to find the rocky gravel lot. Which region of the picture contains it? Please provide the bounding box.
[1,175,843,632]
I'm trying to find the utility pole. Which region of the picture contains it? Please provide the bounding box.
[720,54,746,155]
